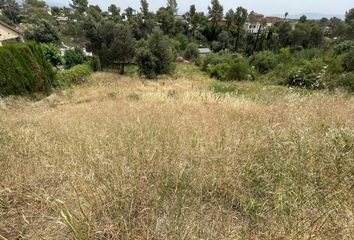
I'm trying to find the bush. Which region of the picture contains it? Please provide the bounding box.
[42,43,62,67]
[200,52,241,72]
[251,51,278,74]
[0,42,55,96]
[136,48,157,79]
[341,49,354,72]
[207,59,252,81]
[183,43,200,62]
[297,48,322,60]
[64,48,85,69]
[86,56,101,72]
[136,29,176,79]
[286,60,326,89]
[333,40,354,55]
[325,73,354,92]
[55,64,92,87]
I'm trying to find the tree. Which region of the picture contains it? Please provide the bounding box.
[217,30,230,50]
[156,7,176,36]
[183,42,199,62]
[274,21,292,47]
[328,17,346,38]
[23,0,51,22]
[345,8,354,39]
[208,0,223,25]
[232,6,248,51]
[284,12,289,20]
[84,20,136,74]
[70,0,88,14]
[64,48,85,69]
[24,19,60,44]
[167,0,178,15]
[140,0,149,16]
[0,0,21,24]
[208,0,223,40]
[290,21,324,48]
[108,4,121,21]
[136,29,176,78]
[86,5,103,22]
[299,15,307,23]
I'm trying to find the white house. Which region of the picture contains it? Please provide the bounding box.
[0,21,23,46]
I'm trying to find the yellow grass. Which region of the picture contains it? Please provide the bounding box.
[1,65,353,239]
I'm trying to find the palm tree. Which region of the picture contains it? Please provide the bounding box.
[284,12,289,20]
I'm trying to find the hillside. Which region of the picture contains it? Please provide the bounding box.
[1,65,353,239]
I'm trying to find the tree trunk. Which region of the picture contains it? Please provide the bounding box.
[253,25,263,52]
[235,30,240,51]
[119,63,125,75]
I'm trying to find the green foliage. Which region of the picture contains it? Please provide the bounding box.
[136,48,157,79]
[183,42,200,62]
[341,49,354,72]
[55,64,92,87]
[200,52,242,71]
[64,48,85,69]
[86,56,101,72]
[333,40,354,55]
[286,60,326,89]
[209,60,251,81]
[251,51,278,74]
[42,43,62,66]
[136,29,176,79]
[0,42,54,96]
[24,19,60,44]
[210,81,238,94]
[84,20,136,74]
[297,48,322,60]
[325,72,354,92]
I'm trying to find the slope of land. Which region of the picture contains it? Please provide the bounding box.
[1,65,353,239]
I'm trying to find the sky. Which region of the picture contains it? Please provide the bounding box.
[77,0,353,16]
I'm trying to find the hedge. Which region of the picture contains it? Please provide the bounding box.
[0,42,55,96]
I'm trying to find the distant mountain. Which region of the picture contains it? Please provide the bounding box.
[272,13,345,20]
[16,0,69,7]
[45,0,69,7]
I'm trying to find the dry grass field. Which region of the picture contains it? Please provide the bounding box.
[1,65,354,239]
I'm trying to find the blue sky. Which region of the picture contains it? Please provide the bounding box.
[82,0,352,15]
[50,0,352,16]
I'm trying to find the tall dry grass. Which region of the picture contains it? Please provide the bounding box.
[0,65,353,239]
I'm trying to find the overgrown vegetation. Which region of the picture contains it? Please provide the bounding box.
[55,64,92,88]
[1,67,353,239]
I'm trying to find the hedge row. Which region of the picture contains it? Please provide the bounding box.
[0,42,55,96]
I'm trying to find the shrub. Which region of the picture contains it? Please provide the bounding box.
[86,56,101,72]
[183,43,200,62]
[325,73,354,92]
[333,40,354,55]
[136,29,176,79]
[64,48,85,69]
[286,60,326,89]
[0,42,55,96]
[55,64,92,87]
[200,52,241,72]
[207,59,252,81]
[341,49,354,72]
[251,51,278,74]
[297,48,322,60]
[42,43,62,67]
[136,48,157,79]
